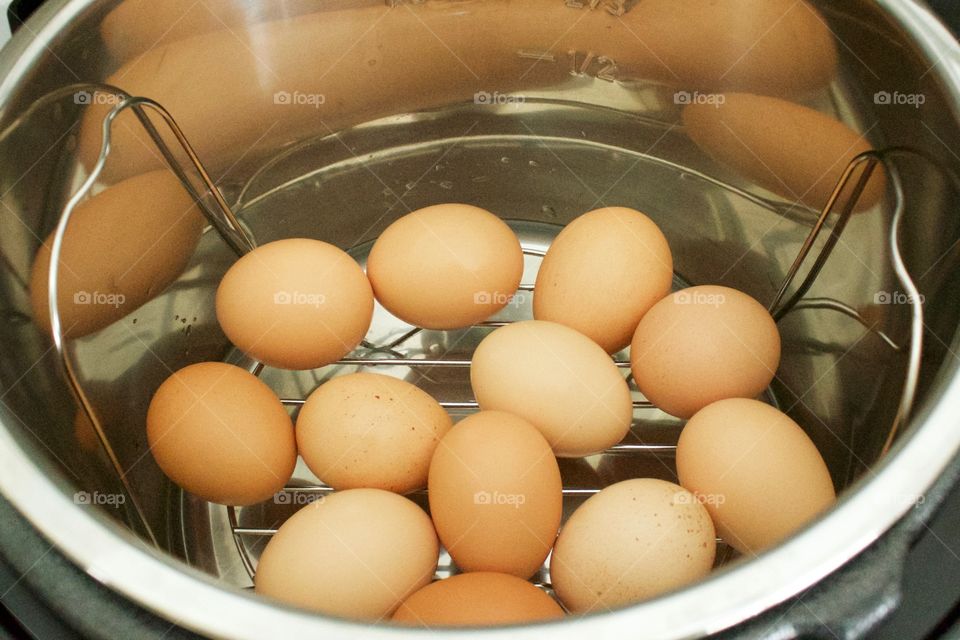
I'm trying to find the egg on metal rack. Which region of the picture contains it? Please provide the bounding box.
[215,238,374,370]
[677,398,836,554]
[630,285,780,419]
[255,488,439,620]
[550,478,716,613]
[146,362,297,506]
[296,372,452,494]
[428,411,562,579]
[366,203,524,330]
[392,572,565,627]
[534,206,673,354]
[471,320,633,457]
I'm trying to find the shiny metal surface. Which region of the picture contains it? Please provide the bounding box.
[0,1,959,639]
[46,91,260,546]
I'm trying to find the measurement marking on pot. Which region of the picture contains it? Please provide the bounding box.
[569,50,620,82]
[517,49,558,63]
[564,0,630,16]
[515,48,620,82]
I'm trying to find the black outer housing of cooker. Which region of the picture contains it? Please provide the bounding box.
[0,448,959,640]
[1,2,959,639]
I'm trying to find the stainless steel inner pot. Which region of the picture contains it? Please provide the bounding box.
[1,1,960,638]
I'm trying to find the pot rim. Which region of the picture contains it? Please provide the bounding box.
[1,0,959,638]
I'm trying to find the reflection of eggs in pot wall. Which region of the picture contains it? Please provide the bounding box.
[631,0,837,96]
[683,93,884,212]
[30,169,204,338]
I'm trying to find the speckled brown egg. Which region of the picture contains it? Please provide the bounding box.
[550,478,716,613]
[630,285,780,419]
[146,362,296,505]
[296,372,452,494]
[392,572,564,627]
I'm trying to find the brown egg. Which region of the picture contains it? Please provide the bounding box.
[471,321,633,457]
[534,207,673,354]
[367,204,524,329]
[428,411,562,579]
[630,286,780,419]
[146,362,296,506]
[550,479,716,613]
[30,170,204,338]
[677,398,836,554]
[634,0,837,96]
[255,489,439,620]
[215,238,373,370]
[683,93,885,212]
[296,373,452,494]
[392,572,564,627]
